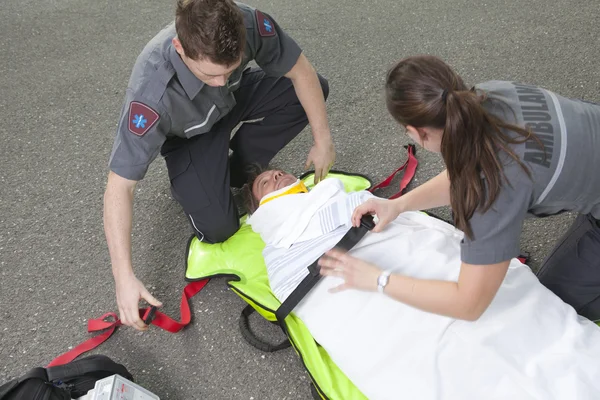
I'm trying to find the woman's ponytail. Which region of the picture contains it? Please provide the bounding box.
[386,56,537,239]
[442,89,505,238]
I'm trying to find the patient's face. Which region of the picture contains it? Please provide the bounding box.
[252,170,297,200]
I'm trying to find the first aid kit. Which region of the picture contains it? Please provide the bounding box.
[76,374,159,400]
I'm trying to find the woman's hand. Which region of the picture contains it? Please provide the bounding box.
[352,198,404,232]
[318,248,383,293]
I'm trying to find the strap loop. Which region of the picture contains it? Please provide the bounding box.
[238,305,291,352]
[46,279,209,367]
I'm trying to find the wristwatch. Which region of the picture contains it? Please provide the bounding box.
[377,270,391,293]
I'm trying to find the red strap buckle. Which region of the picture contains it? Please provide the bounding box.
[142,306,158,325]
[46,279,210,367]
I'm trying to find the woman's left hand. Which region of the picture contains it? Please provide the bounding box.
[318,249,383,293]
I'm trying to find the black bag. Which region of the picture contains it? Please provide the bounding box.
[0,355,133,400]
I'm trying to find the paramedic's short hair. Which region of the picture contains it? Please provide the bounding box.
[241,163,269,215]
[175,0,246,64]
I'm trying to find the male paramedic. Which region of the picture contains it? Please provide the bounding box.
[104,0,334,330]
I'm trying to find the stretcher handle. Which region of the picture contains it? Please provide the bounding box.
[238,305,291,352]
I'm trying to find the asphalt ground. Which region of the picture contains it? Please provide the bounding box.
[1,0,599,398]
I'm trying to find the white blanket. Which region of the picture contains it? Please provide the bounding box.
[249,179,600,400]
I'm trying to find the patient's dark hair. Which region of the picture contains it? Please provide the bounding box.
[241,163,268,214]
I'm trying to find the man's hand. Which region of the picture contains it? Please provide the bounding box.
[305,134,335,183]
[115,273,162,331]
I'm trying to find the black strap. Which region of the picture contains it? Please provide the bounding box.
[275,215,375,325]
[238,305,291,352]
[46,355,131,383]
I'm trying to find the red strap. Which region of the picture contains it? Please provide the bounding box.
[369,145,418,199]
[516,251,530,265]
[46,279,209,367]
[46,312,121,367]
[143,279,208,333]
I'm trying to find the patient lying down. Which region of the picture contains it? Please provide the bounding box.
[244,170,600,400]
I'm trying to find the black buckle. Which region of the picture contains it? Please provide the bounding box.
[143,306,157,325]
[308,262,321,277]
[360,214,376,231]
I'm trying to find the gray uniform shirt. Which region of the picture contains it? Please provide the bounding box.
[461,80,600,265]
[108,3,302,181]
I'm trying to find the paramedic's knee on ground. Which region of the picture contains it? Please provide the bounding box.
[187,207,240,244]
[537,213,600,321]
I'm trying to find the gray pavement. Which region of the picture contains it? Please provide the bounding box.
[1,0,599,398]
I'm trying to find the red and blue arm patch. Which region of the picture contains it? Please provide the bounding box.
[255,10,276,37]
[128,101,160,136]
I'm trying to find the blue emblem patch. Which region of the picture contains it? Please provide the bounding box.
[263,19,272,33]
[128,102,159,136]
[256,10,275,37]
[132,114,147,129]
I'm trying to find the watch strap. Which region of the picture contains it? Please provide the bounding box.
[377,270,391,293]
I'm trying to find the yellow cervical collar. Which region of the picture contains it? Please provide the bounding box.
[259,179,308,206]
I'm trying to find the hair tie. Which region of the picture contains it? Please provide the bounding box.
[441,89,449,103]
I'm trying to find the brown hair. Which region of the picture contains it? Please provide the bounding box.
[175,0,246,64]
[240,163,268,215]
[385,55,540,239]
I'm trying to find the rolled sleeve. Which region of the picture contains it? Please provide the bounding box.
[108,90,170,181]
[460,165,533,265]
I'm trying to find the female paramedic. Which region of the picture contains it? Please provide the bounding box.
[319,55,600,322]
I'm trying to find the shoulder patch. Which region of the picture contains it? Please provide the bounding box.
[128,101,159,136]
[255,10,275,37]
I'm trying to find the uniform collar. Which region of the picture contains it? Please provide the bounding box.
[169,44,205,100]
